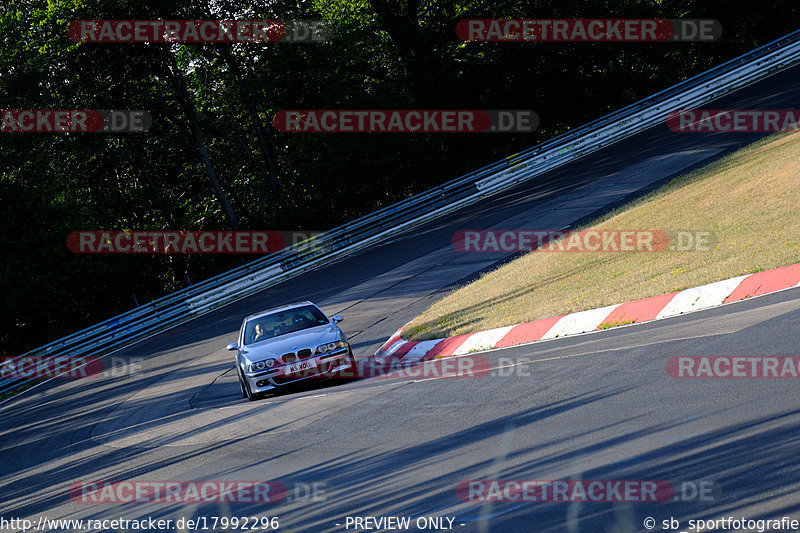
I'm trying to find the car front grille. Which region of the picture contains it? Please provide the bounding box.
[281,349,313,363]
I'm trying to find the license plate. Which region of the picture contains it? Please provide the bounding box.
[286,358,318,374]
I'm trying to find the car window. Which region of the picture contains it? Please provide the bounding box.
[244,305,329,345]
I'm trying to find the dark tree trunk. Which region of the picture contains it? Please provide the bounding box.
[163,49,239,228]
[217,44,281,198]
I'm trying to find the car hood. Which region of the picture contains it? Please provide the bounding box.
[239,324,342,362]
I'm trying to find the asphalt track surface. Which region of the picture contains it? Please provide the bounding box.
[2,65,800,532]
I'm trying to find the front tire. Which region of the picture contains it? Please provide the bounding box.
[238,372,248,399]
[239,368,258,401]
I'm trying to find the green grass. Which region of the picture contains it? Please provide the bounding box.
[406,131,800,341]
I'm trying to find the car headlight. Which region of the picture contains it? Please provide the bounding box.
[249,359,276,372]
[316,340,346,354]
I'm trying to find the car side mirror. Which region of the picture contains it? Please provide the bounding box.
[332,315,343,324]
[226,342,240,351]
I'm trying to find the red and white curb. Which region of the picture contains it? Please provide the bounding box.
[375,262,800,363]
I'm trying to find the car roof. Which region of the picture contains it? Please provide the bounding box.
[243,301,322,323]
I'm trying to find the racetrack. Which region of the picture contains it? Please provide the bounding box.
[2,65,800,532]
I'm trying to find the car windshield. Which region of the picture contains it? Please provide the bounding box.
[244,305,330,345]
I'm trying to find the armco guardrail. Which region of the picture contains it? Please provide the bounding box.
[3,28,800,400]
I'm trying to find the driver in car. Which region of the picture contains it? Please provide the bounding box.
[253,323,267,343]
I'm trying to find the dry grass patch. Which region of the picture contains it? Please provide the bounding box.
[405,132,800,341]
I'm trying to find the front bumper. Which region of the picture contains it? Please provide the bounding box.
[244,348,354,393]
